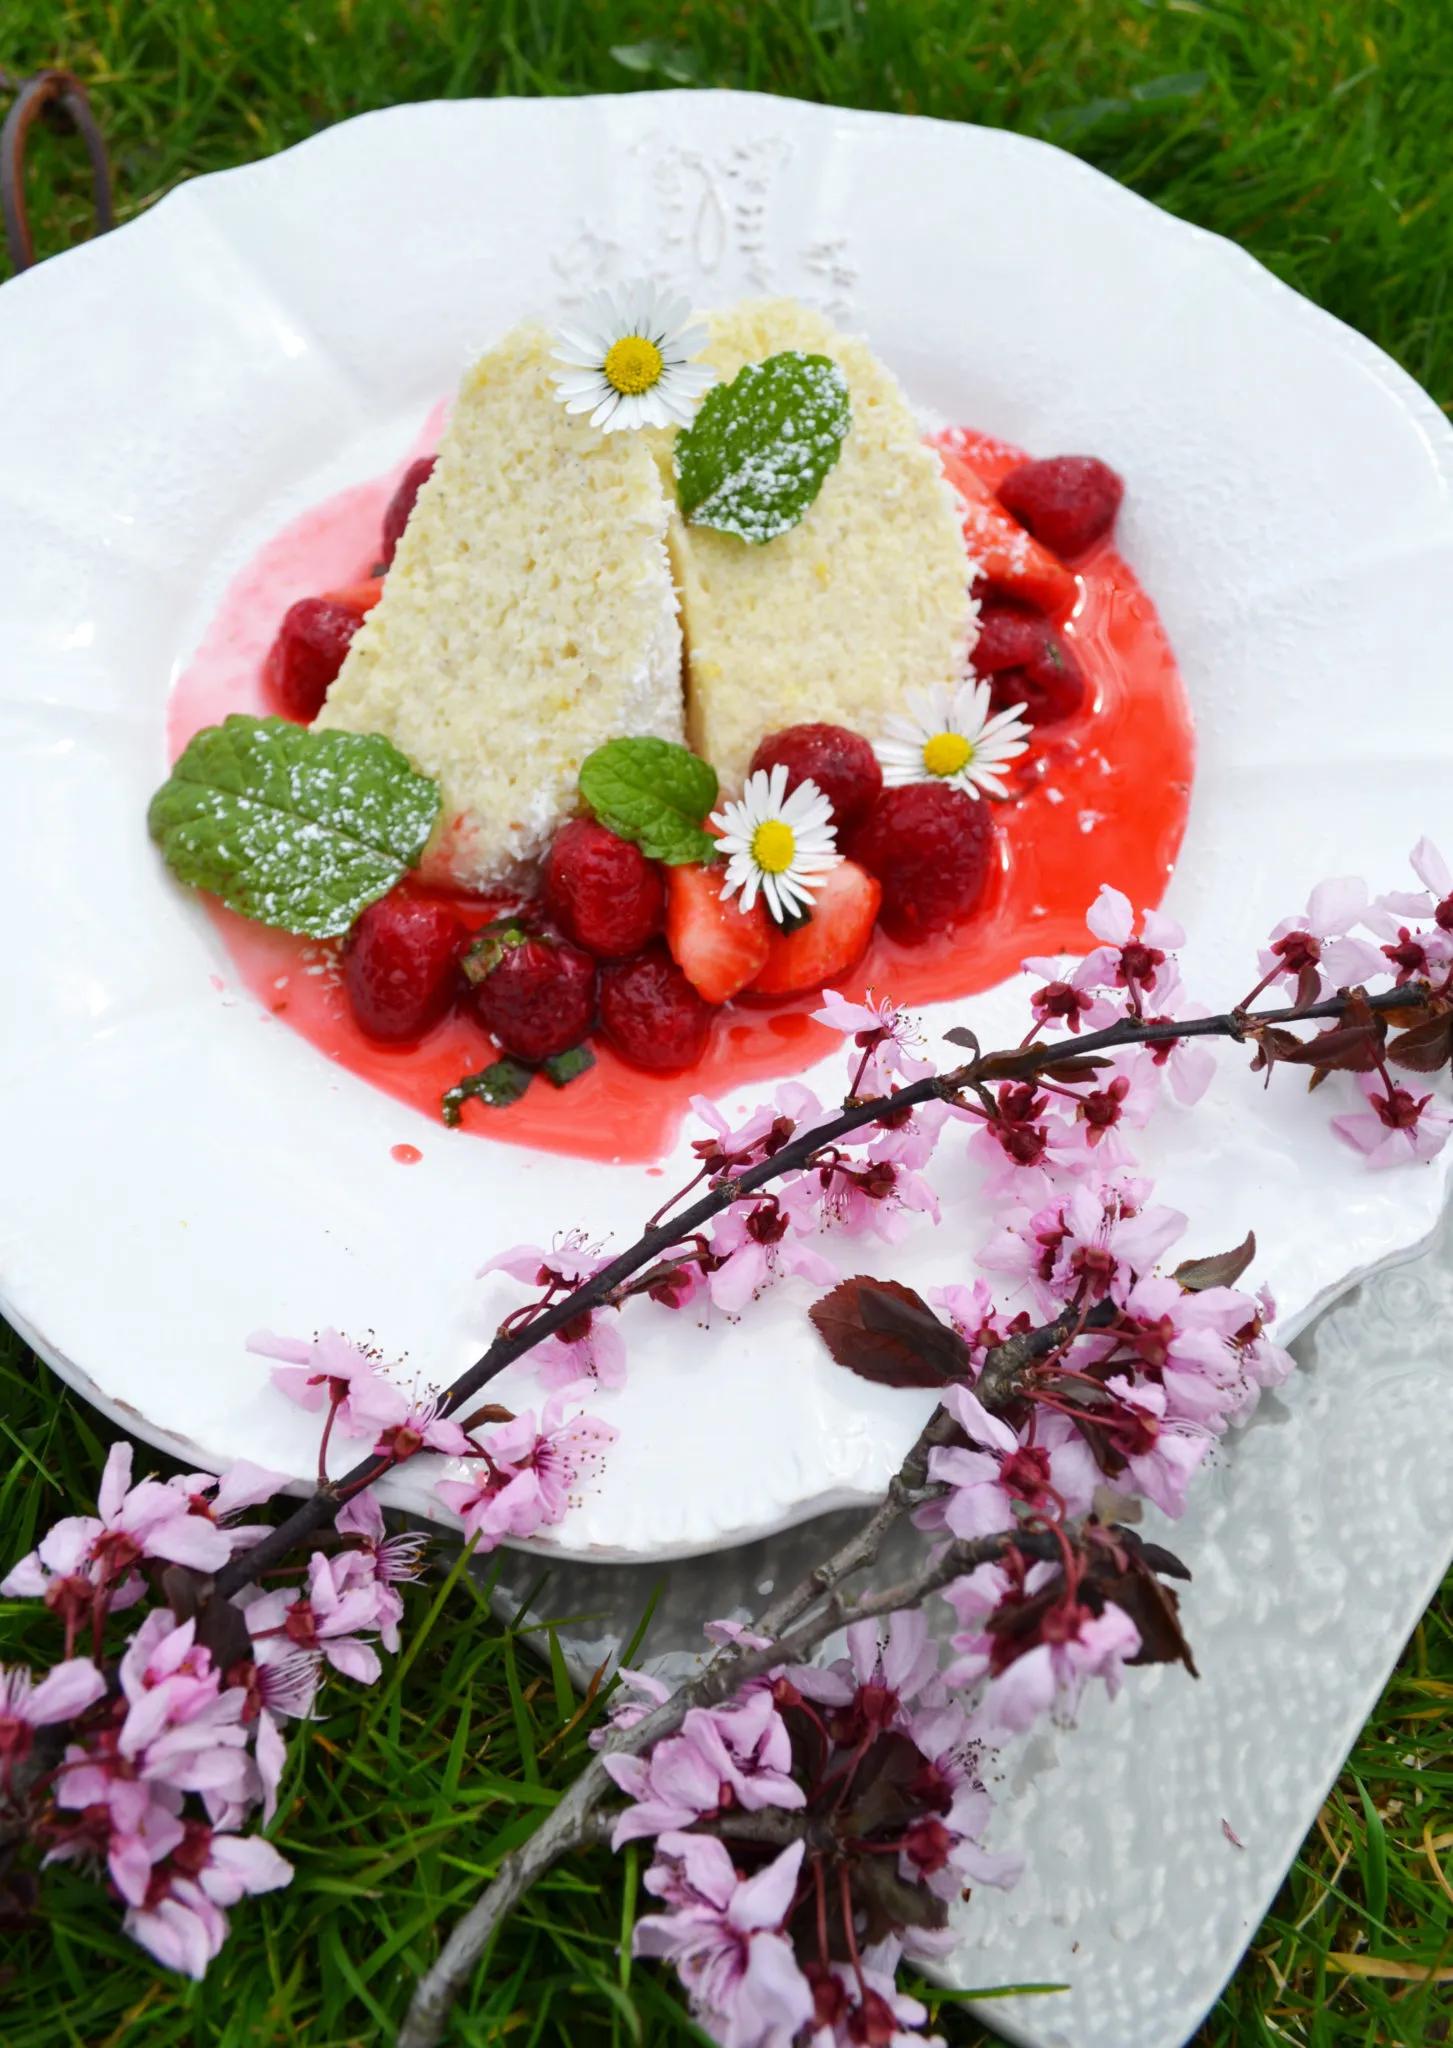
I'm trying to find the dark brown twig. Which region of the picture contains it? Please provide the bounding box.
[213,979,1430,1602]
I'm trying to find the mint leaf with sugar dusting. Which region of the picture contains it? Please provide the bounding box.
[578,736,718,865]
[674,350,851,544]
[148,715,440,939]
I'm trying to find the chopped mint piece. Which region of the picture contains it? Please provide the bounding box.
[442,1057,534,1125]
[579,736,719,866]
[147,714,439,940]
[542,1045,596,1088]
[674,350,851,544]
[461,918,530,985]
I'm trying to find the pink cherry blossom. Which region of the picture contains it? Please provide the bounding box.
[793,1608,940,1718]
[635,1834,813,2048]
[1047,1178,1188,1304]
[435,1397,617,1548]
[690,1096,796,1178]
[944,1561,1142,1733]
[123,1823,291,1979]
[1331,1071,1453,1169]
[1256,878,1385,993]
[807,1935,942,2047]
[332,1491,427,1654]
[243,1553,384,1686]
[478,1231,607,1289]
[1100,1274,1252,1430]
[589,1665,673,1748]
[0,1658,106,1776]
[528,1303,628,1392]
[248,1327,393,1440]
[813,989,933,1093]
[1022,951,1112,1034]
[707,1191,836,1314]
[926,1386,1099,1537]
[605,1692,804,1847]
[1101,1376,1210,1517]
[1081,885,1185,999]
[814,1153,940,1243]
[1372,836,1453,943]
[342,1374,475,1462]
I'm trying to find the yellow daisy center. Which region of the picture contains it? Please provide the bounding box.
[752,819,797,875]
[603,335,664,396]
[922,730,973,778]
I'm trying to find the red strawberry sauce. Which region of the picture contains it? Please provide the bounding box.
[167,423,1193,1165]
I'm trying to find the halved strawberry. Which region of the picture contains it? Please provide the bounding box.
[937,447,1078,618]
[749,860,881,998]
[321,578,385,616]
[665,863,772,1004]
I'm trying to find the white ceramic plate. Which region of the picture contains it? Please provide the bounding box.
[2,92,1450,1565]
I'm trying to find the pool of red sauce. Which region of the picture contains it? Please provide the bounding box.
[170,421,1193,1166]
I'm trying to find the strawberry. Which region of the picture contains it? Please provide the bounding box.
[544,819,665,959]
[343,889,467,1043]
[849,785,994,944]
[937,447,1078,617]
[749,724,882,831]
[320,578,385,616]
[380,456,437,568]
[665,862,772,1004]
[996,455,1123,559]
[598,947,714,1072]
[266,597,363,722]
[749,860,881,998]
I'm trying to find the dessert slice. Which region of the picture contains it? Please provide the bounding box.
[664,299,974,791]
[317,323,683,888]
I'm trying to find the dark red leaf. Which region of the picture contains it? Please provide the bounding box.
[943,1026,981,1056]
[1386,1011,1453,1075]
[1037,1054,1113,1082]
[855,1856,950,1941]
[1277,1022,1380,1072]
[1173,1230,1256,1292]
[1085,1539,1198,1675]
[161,1564,254,1669]
[809,1277,967,1388]
[1295,963,1322,1011]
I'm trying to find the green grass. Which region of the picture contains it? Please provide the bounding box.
[2,2,1451,2041]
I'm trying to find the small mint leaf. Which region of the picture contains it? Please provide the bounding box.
[147,715,440,939]
[461,919,530,985]
[542,1045,596,1089]
[674,350,851,544]
[578,736,719,866]
[442,1057,533,1125]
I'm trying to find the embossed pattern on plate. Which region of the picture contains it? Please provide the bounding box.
[0,91,1449,1566]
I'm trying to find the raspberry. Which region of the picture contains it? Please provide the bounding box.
[343,890,467,1043]
[848,783,995,944]
[543,820,665,958]
[266,598,363,721]
[380,456,437,568]
[598,946,714,1072]
[469,928,596,1064]
[996,456,1123,561]
[748,723,882,831]
[974,599,1087,726]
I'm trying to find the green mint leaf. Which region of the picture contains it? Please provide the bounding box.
[460,918,530,985]
[148,715,440,940]
[542,1045,596,1089]
[674,350,851,544]
[442,1057,534,1126]
[578,736,719,866]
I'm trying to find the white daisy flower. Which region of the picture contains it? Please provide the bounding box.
[550,280,715,434]
[874,679,1032,801]
[711,765,842,926]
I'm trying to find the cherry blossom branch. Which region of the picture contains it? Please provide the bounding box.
[398,1520,1065,2048]
[213,979,1431,1604]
